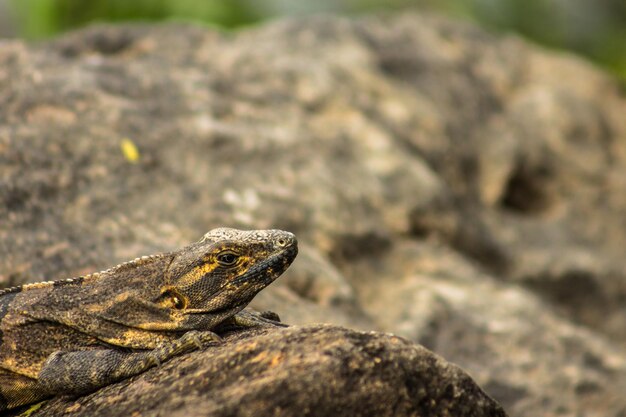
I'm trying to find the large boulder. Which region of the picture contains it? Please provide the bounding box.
[1,14,625,417]
[34,325,507,417]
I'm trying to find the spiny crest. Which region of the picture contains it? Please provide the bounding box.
[105,253,164,273]
[0,254,165,297]
[0,276,84,297]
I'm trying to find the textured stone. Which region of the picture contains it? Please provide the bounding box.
[32,326,506,417]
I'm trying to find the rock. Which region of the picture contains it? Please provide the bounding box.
[23,325,506,417]
[338,240,626,416]
[1,13,626,417]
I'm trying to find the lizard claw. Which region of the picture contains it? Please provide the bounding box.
[181,330,222,350]
[259,310,281,322]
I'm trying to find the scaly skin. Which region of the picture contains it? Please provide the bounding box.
[0,228,297,411]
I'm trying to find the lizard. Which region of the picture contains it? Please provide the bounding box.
[0,227,298,411]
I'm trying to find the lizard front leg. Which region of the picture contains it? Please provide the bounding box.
[37,330,221,396]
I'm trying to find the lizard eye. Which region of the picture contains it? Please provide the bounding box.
[217,251,239,266]
[171,295,185,309]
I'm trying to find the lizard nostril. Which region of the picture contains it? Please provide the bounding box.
[276,233,296,248]
[275,232,297,249]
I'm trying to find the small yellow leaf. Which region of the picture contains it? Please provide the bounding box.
[120,138,140,163]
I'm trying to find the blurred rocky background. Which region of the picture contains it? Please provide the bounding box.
[1,0,625,80]
[0,2,625,417]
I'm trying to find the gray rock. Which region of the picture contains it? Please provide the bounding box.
[1,13,625,417]
[30,325,507,417]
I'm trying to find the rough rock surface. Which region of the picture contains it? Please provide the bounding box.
[30,325,506,417]
[1,13,625,417]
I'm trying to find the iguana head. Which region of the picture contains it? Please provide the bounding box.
[162,228,298,313]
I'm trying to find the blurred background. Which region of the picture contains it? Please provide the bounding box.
[0,0,625,80]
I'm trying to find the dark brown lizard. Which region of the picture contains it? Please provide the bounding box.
[0,228,297,411]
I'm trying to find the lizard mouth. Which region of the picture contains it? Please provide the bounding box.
[233,243,298,287]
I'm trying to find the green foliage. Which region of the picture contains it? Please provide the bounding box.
[10,0,260,38]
